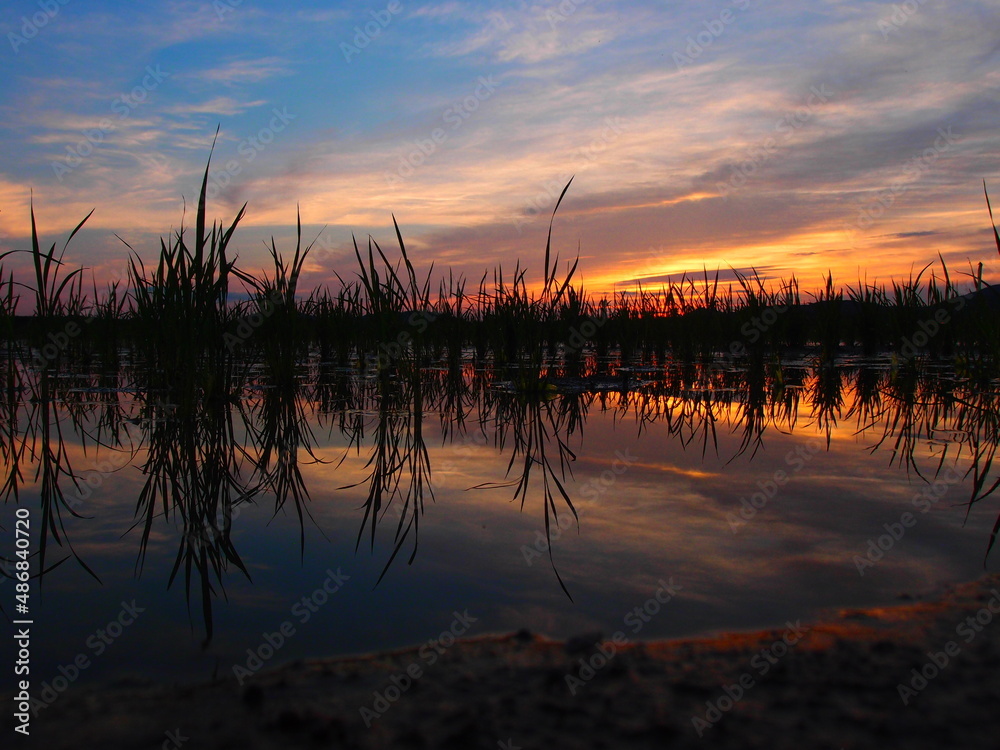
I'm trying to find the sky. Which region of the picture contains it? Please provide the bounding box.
[1,0,999,300]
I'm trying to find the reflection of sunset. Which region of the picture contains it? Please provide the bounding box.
[2,359,997,705]
[5,5,1000,744]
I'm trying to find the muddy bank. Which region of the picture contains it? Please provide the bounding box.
[8,574,1000,749]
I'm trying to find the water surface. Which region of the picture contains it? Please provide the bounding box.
[3,356,998,689]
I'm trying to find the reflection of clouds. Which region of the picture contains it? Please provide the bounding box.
[4,361,997,685]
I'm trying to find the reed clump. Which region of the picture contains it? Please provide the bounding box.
[2,166,999,379]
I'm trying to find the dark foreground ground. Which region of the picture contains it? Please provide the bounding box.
[7,574,1000,749]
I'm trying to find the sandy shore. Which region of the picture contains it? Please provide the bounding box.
[8,574,1000,749]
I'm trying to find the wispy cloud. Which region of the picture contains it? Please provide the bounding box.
[185,57,292,86]
[165,97,269,116]
[1,0,997,294]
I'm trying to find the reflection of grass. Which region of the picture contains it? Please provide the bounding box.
[339,367,434,585]
[131,386,257,647]
[3,147,1000,637]
[0,203,98,587]
[3,350,1000,635]
[471,388,581,599]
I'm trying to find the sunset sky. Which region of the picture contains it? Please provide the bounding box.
[1,0,998,298]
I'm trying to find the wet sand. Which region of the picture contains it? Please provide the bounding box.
[9,574,1000,749]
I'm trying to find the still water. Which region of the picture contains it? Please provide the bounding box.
[3,356,998,689]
